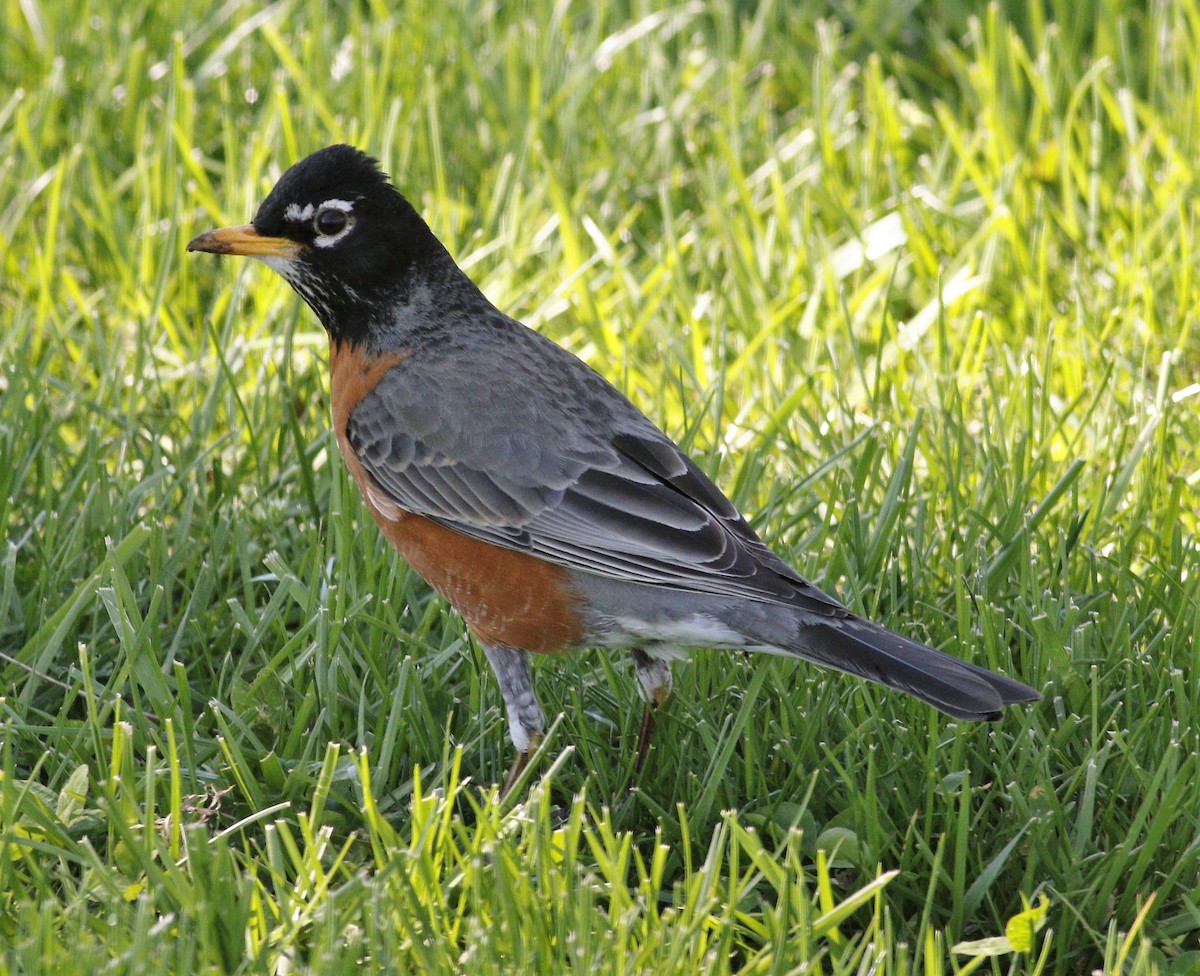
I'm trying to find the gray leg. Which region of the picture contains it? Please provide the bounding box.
[482,644,544,795]
[632,648,672,771]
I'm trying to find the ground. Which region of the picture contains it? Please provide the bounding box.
[1,1,1198,972]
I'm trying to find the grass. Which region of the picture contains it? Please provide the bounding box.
[1,0,1198,971]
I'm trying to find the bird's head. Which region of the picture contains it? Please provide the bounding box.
[188,144,444,345]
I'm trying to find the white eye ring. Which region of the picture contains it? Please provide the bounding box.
[303,198,356,247]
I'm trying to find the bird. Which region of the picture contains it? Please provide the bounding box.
[188,144,1040,794]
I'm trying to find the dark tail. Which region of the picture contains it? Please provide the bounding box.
[785,615,1040,720]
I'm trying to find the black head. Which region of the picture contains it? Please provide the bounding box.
[188,145,448,345]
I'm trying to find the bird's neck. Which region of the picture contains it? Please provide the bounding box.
[322,253,496,354]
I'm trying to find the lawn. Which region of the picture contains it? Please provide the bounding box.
[2,0,1198,972]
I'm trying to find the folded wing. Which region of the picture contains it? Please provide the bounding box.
[346,350,847,617]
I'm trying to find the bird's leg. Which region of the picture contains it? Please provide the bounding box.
[482,644,544,798]
[631,648,673,774]
[635,708,656,772]
[501,734,541,796]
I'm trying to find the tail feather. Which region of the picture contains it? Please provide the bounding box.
[786,616,1040,721]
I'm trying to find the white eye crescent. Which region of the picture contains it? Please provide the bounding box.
[312,200,356,246]
[317,208,346,233]
[284,199,357,247]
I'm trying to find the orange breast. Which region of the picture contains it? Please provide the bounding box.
[328,340,585,654]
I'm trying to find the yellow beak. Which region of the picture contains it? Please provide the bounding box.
[186,224,304,258]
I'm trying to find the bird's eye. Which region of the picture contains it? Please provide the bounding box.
[314,207,349,237]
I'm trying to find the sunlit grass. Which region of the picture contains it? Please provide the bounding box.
[2,0,1199,972]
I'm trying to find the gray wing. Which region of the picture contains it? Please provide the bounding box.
[346,328,847,616]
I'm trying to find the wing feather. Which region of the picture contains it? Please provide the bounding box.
[345,338,846,616]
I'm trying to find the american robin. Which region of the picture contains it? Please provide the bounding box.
[188,144,1040,793]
